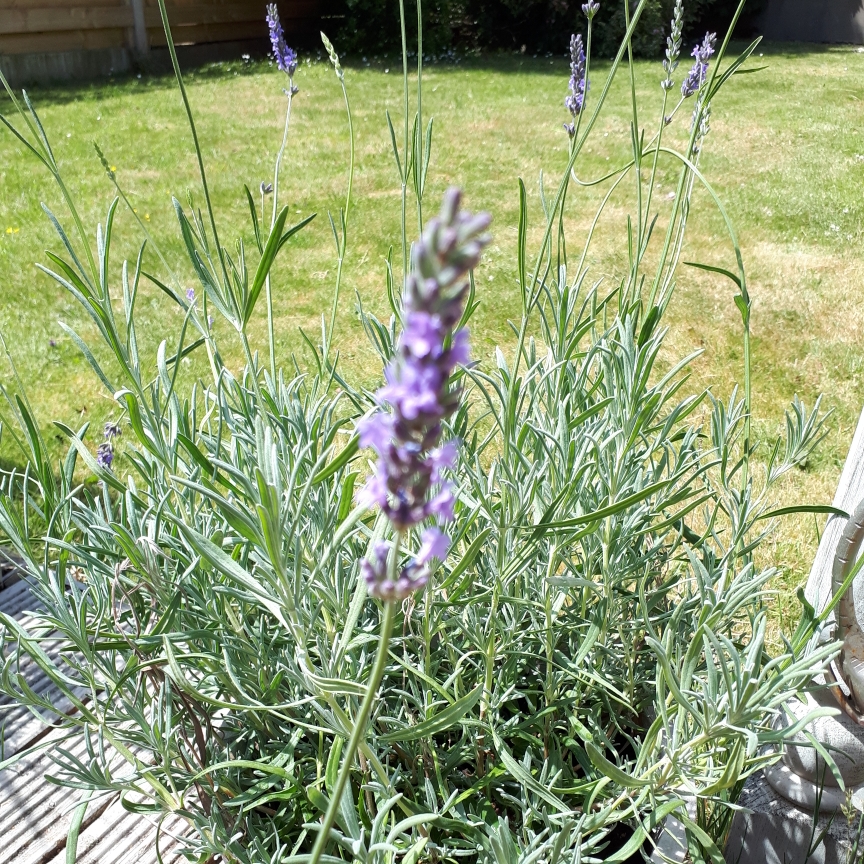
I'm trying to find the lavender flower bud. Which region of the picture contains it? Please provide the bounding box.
[321,32,343,82]
[104,421,122,440]
[582,0,599,18]
[96,442,113,470]
[662,0,683,91]
[266,4,298,76]
[691,102,712,150]
[564,34,589,133]
[362,529,450,601]
[186,287,195,303]
[681,32,716,99]
[357,189,490,600]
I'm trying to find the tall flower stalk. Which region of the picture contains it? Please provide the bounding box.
[321,32,355,365]
[264,3,299,380]
[307,188,489,864]
[638,0,683,295]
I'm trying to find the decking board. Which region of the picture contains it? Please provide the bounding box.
[44,798,187,864]
[0,579,88,760]
[0,577,189,864]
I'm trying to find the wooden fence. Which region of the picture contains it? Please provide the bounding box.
[0,0,320,58]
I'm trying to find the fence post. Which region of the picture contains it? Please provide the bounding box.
[130,0,149,55]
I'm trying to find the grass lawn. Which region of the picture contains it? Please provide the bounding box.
[1,40,863,628]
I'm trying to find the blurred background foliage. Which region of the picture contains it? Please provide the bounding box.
[327,0,767,58]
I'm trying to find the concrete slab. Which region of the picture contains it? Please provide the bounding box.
[726,771,864,864]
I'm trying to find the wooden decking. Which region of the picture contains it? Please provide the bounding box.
[0,575,187,864]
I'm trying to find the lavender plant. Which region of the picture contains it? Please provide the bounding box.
[0,1,841,863]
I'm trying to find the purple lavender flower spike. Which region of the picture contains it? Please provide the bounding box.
[266,4,298,76]
[564,34,589,137]
[582,0,599,18]
[186,287,195,303]
[96,442,113,470]
[96,421,121,470]
[681,32,716,98]
[358,188,491,601]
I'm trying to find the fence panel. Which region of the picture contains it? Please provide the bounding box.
[0,0,317,56]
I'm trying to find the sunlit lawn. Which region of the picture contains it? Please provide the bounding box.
[1,41,863,628]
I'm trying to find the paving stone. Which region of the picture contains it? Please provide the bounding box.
[726,771,864,864]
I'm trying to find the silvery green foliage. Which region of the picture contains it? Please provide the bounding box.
[0,2,838,863]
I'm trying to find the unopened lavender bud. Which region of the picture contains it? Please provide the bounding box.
[437,226,458,255]
[361,542,389,596]
[662,0,683,90]
[582,0,599,18]
[462,213,493,240]
[440,188,461,224]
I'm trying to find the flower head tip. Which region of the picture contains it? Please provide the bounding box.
[266,4,298,76]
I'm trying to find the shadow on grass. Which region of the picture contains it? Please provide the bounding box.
[0,38,852,112]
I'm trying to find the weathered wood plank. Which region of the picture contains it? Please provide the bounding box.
[142,1,318,27]
[0,579,188,863]
[0,580,86,758]
[0,577,37,617]
[147,19,264,45]
[0,28,127,53]
[0,6,131,36]
[1,687,82,759]
[1,0,122,8]
[0,0,320,55]
[44,798,187,864]
[0,731,111,864]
